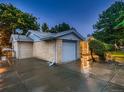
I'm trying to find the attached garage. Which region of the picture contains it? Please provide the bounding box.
[10,35,33,59]
[62,41,77,63]
[10,29,84,63]
[56,31,83,63]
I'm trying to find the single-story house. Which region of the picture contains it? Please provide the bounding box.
[10,29,84,64]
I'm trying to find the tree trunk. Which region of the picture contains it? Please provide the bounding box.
[0,47,2,56]
[90,49,96,62]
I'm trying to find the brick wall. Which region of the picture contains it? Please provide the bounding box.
[33,40,56,62]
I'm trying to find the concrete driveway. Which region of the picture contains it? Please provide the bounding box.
[0,58,124,92]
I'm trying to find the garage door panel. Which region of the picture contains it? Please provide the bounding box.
[18,43,33,59]
[62,41,76,63]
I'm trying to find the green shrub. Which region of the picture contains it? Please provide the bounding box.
[89,39,106,57]
[104,44,115,51]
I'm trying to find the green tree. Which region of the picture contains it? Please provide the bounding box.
[0,3,40,34]
[48,22,72,33]
[93,1,124,44]
[50,27,56,33]
[0,3,40,48]
[41,23,49,32]
[114,11,124,46]
[57,22,71,32]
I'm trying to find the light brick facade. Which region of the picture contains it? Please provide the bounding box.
[56,39,62,63]
[33,40,56,62]
[33,40,63,63]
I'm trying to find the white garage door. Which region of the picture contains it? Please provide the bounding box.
[19,43,33,59]
[62,41,76,63]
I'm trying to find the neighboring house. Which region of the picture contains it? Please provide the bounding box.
[10,29,84,64]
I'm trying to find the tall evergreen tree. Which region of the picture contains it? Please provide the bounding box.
[93,1,124,44]
[49,22,71,33]
[41,23,49,32]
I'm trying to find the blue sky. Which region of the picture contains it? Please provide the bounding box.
[0,0,117,37]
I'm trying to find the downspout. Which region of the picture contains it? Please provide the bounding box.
[55,39,57,63]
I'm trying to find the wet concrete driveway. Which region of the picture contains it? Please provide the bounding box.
[0,58,124,92]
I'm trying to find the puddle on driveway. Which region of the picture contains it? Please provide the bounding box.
[0,59,10,81]
[0,57,124,92]
[0,64,9,91]
[0,67,9,73]
[0,60,25,92]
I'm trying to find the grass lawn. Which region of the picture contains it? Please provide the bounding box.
[110,51,124,63]
[111,51,124,57]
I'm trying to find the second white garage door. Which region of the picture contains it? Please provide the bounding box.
[62,41,76,63]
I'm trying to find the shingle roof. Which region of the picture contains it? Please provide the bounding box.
[27,29,84,41]
[55,29,85,40]
[10,34,33,42]
[10,29,84,43]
